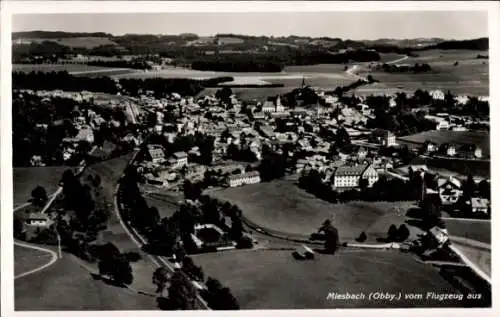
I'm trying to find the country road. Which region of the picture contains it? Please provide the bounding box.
[14,241,58,279]
[345,54,409,81]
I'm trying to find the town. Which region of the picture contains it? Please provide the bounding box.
[10,11,492,312]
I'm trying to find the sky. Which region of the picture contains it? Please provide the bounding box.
[12,11,488,40]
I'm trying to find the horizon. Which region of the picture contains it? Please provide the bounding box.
[12,12,488,40]
[12,29,489,42]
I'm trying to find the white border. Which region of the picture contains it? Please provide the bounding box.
[1,2,499,317]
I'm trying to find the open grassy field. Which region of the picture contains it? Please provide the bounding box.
[15,254,157,310]
[13,166,71,206]
[14,245,54,277]
[211,180,416,242]
[192,249,468,309]
[143,193,180,219]
[20,37,117,49]
[444,219,491,244]
[359,50,489,96]
[397,130,490,157]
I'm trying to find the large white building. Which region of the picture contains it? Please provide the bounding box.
[331,164,379,189]
[169,151,188,169]
[262,96,285,113]
[227,171,261,187]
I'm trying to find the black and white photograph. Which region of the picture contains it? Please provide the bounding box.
[1,1,498,314]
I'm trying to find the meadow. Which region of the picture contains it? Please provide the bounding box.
[14,245,54,277]
[193,249,465,309]
[211,179,416,242]
[359,50,489,96]
[15,254,157,310]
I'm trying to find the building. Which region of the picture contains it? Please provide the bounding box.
[371,129,396,147]
[227,171,261,187]
[26,212,53,227]
[467,197,489,215]
[430,90,445,100]
[425,115,450,130]
[331,164,378,189]
[170,151,188,169]
[146,144,166,164]
[438,176,463,205]
[262,96,285,113]
[439,143,456,157]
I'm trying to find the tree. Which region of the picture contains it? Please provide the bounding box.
[31,185,48,206]
[153,266,172,296]
[462,174,477,200]
[167,269,197,310]
[397,224,410,242]
[230,216,243,241]
[319,219,339,254]
[387,224,398,241]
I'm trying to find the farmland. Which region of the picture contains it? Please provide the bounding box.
[193,249,469,309]
[13,64,136,76]
[211,179,416,242]
[359,50,489,96]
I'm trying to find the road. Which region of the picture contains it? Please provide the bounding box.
[14,241,58,280]
[114,151,210,309]
[345,54,409,82]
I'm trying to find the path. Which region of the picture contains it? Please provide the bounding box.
[14,241,58,279]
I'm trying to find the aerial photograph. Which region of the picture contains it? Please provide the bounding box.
[10,9,491,311]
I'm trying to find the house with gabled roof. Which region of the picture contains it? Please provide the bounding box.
[331,163,378,189]
[438,176,463,205]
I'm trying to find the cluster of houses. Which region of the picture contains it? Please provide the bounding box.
[409,163,490,217]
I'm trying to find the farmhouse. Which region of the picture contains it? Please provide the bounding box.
[26,212,53,227]
[425,115,450,131]
[169,151,188,169]
[227,171,261,187]
[146,144,166,163]
[466,197,489,215]
[331,164,378,189]
[438,176,463,205]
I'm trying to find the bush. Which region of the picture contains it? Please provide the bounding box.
[236,236,253,249]
[387,224,398,241]
[397,224,410,242]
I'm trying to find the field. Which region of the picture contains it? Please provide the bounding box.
[13,64,136,76]
[397,130,490,157]
[14,245,54,277]
[444,219,491,244]
[15,254,157,310]
[359,50,489,96]
[193,249,469,309]
[13,166,71,206]
[211,180,417,242]
[20,37,117,49]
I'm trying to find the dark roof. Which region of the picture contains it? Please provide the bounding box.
[227,171,260,181]
[334,164,369,177]
[173,151,188,159]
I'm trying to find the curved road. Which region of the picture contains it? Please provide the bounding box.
[14,241,58,280]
